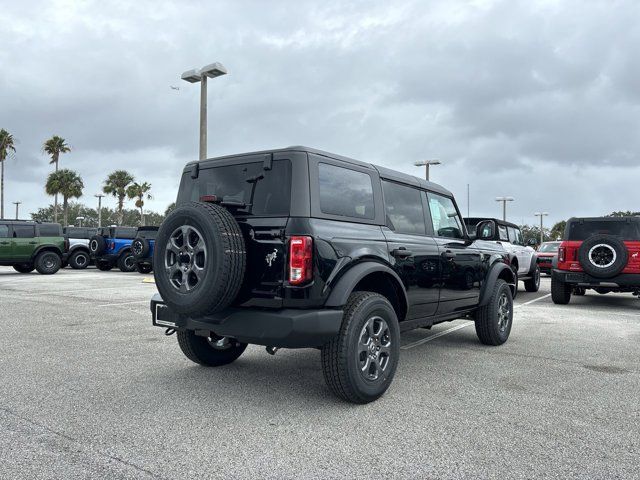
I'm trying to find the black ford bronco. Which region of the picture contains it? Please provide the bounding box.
[150,147,516,403]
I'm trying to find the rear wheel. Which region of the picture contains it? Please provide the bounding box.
[13,263,35,273]
[474,279,513,346]
[321,292,400,404]
[551,277,572,304]
[177,330,247,366]
[35,251,62,275]
[523,265,541,292]
[96,261,113,271]
[69,250,90,269]
[117,252,136,272]
[136,263,153,274]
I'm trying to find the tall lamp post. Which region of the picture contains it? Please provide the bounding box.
[534,212,549,245]
[13,201,21,219]
[76,216,85,227]
[95,194,105,227]
[181,62,228,161]
[495,196,514,221]
[414,160,441,181]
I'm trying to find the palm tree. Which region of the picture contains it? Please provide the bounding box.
[127,182,153,226]
[103,170,134,225]
[43,135,71,223]
[45,169,84,226]
[0,129,16,219]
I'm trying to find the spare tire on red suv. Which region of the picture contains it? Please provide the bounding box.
[153,202,246,317]
[577,234,628,278]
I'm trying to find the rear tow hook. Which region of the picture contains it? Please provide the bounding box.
[266,346,279,355]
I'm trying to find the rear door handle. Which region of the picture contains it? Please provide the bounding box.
[441,250,455,260]
[392,247,413,259]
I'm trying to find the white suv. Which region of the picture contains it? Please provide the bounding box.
[465,217,540,293]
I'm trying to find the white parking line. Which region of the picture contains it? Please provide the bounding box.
[401,293,551,350]
[97,300,150,307]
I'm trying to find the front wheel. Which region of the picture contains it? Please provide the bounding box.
[13,263,35,273]
[524,266,540,292]
[551,277,572,304]
[117,253,136,272]
[96,261,113,271]
[69,250,90,269]
[177,330,247,366]
[35,251,62,275]
[321,292,400,404]
[474,279,513,346]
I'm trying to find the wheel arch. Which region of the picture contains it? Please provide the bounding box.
[32,245,63,260]
[480,263,516,306]
[325,262,409,322]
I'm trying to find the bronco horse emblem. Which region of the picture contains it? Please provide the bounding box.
[265,249,278,267]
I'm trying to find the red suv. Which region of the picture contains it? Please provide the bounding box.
[537,241,561,274]
[552,216,640,304]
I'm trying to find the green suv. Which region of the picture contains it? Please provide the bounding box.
[0,220,67,274]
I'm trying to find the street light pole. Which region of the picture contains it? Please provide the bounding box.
[495,197,514,221]
[413,160,441,181]
[95,194,104,227]
[13,201,21,219]
[534,212,549,245]
[182,62,227,161]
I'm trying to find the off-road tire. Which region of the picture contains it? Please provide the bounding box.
[117,252,136,272]
[35,251,62,275]
[69,250,90,269]
[153,202,246,317]
[474,279,513,346]
[96,261,113,271]
[321,292,400,404]
[510,267,518,299]
[13,263,35,273]
[177,330,247,366]
[132,237,150,258]
[551,277,572,304]
[89,235,106,255]
[136,262,153,274]
[578,234,628,278]
[524,265,541,292]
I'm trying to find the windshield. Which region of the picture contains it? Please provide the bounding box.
[177,159,291,216]
[539,242,559,253]
[567,220,640,241]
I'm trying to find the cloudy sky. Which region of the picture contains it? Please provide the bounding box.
[1,0,639,226]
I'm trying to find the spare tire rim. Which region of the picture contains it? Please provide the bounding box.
[357,315,392,381]
[498,292,510,332]
[588,244,616,268]
[165,225,207,292]
[132,240,143,256]
[90,239,98,252]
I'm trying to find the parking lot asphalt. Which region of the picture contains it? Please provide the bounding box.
[1,268,639,479]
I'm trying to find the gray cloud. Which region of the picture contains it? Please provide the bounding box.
[1,0,639,225]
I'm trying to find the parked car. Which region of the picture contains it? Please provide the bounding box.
[149,146,516,404]
[131,226,159,274]
[89,226,137,272]
[64,226,97,269]
[465,217,540,293]
[0,220,67,274]
[536,241,561,275]
[552,216,640,303]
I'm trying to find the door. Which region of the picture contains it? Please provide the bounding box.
[425,192,482,314]
[11,224,36,261]
[0,223,11,260]
[507,226,528,274]
[381,180,440,318]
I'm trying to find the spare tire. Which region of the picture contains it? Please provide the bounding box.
[153,202,246,317]
[578,234,627,278]
[132,237,150,258]
[89,235,106,255]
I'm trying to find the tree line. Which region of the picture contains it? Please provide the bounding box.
[0,129,160,226]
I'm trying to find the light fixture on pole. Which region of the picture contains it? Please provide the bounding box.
[414,160,441,181]
[495,196,514,221]
[181,62,228,161]
[534,212,549,245]
[76,216,85,227]
[13,201,21,219]
[95,194,105,227]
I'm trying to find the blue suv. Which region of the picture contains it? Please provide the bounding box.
[89,226,137,272]
[131,226,159,274]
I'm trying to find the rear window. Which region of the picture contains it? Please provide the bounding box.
[318,163,374,220]
[39,224,62,236]
[177,159,291,216]
[567,220,640,240]
[115,227,137,239]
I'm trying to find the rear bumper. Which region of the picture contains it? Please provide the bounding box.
[150,293,343,348]
[552,269,640,287]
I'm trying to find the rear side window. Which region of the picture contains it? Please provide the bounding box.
[507,226,522,245]
[567,221,640,240]
[13,225,35,238]
[0,224,8,237]
[177,159,291,216]
[427,193,464,239]
[318,163,374,219]
[382,181,425,235]
[498,225,509,241]
[115,228,137,239]
[39,224,62,236]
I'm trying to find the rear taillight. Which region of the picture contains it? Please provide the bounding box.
[110,242,115,250]
[289,236,313,285]
[558,247,565,263]
[64,238,70,252]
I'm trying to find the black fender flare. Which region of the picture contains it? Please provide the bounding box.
[325,262,409,314]
[479,262,516,306]
[32,245,63,260]
[527,253,538,275]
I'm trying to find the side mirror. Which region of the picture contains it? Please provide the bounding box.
[476,220,495,240]
[527,238,537,246]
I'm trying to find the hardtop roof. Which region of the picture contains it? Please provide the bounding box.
[566,216,640,223]
[465,217,520,229]
[184,146,453,197]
